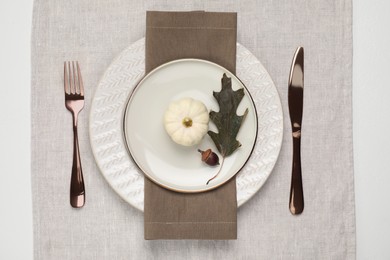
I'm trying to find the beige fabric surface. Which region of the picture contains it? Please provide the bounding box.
[144,11,237,240]
[31,0,355,259]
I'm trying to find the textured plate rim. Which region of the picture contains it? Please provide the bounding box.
[89,38,284,211]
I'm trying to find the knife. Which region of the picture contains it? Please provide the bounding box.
[288,47,304,215]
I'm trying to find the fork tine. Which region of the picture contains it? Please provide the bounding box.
[71,61,77,94]
[76,62,84,96]
[68,62,74,94]
[64,62,69,94]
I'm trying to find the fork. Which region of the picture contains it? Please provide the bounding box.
[64,61,85,208]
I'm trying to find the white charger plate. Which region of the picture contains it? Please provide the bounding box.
[123,59,258,193]
[90,38,283,211]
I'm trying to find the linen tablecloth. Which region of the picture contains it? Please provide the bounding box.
[31,0,355,259]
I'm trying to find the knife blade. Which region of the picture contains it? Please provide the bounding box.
[288,47,304,215]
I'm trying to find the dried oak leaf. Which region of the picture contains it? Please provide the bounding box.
[208,73,248,157]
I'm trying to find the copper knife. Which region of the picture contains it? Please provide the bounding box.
[288,47,304,215]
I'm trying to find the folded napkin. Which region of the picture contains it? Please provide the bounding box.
[144,11,238,240]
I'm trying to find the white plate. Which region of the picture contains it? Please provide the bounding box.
[90,38,283,211]
[123,59,258,193]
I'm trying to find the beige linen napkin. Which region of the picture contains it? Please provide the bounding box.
[144,11,237,240]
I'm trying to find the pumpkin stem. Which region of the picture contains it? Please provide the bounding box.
[182,117,193,128]
[206,157,225,185]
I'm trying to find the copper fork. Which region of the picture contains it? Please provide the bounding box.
[64,61,85,208]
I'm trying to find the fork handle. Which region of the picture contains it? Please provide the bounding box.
[70,115,85,208]
[289,135,304,214]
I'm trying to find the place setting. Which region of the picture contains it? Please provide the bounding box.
[71,11,306,237]
[32,2,355,258]
[76,11,286,240]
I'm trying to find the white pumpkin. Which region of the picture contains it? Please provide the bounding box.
[164,98,209,146]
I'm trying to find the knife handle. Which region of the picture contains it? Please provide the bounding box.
[289,131,304,214]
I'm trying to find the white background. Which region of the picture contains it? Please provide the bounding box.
[0,0,389,259]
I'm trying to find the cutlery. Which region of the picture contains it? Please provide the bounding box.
[288,47,304,215]
[64,61,85,208]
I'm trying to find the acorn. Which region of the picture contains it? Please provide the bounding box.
[198,149,220,166]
